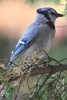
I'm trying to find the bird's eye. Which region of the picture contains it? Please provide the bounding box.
[50,12,55,15]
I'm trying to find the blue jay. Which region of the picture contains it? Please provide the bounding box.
[8,7,63,67]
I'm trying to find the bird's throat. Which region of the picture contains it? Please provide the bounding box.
[46,21,55,29]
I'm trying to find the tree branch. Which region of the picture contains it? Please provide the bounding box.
[8,64,67,83]
[30,64,67,76]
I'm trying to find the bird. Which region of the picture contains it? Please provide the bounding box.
[8,7,63,67]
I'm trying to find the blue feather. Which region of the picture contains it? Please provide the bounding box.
[9,23,39,64]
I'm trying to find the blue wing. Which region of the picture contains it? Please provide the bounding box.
[9,23,39,64]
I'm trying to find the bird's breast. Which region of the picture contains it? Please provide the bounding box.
[35,24,55,50]
[23,24,55,59]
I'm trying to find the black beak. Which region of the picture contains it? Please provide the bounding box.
[56,13,64,17]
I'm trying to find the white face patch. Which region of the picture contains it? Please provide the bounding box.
[48,9,57,23]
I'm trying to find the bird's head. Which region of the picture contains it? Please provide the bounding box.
[37,7,63,23]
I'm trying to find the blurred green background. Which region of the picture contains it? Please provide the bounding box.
[49,39,67,64]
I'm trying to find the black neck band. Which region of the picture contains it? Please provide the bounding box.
[43,13,55,29]
[46,21,55,29]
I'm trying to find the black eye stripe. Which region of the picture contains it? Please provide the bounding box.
[50,12,55,15]
[50,12,57,16]
[50,9,57,14]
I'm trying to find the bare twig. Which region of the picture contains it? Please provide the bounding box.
[30,64,67,76]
